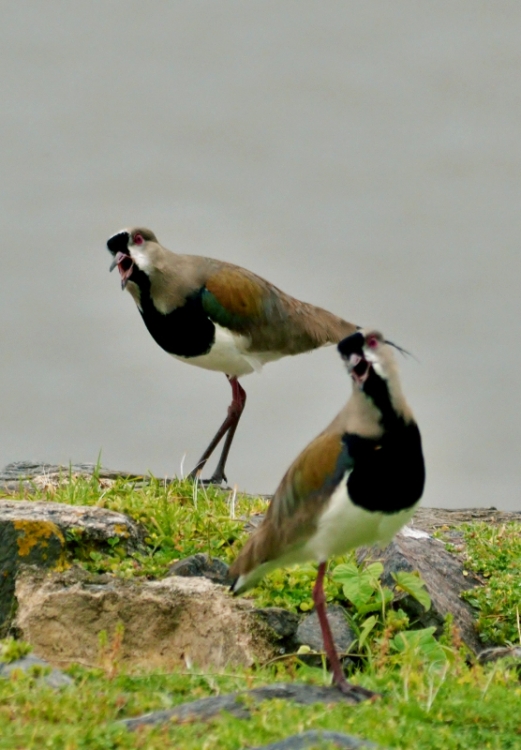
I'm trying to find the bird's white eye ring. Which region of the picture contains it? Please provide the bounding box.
[367,336,378,349]
[134,233,144,245]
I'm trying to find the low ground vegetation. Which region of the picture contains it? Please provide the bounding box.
[1,473,520,749]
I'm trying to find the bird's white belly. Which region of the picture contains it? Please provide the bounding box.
[303,473,417,563]
[172,323,284,377]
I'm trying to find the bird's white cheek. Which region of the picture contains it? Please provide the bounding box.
[130,247,153,274]
[372,361,386,380]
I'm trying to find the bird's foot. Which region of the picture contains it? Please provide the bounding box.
[334,679,380,703]
[199,477,230,489]
[208,470,228,486]
[187,472,229,488]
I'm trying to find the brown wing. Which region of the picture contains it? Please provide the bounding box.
[203,264,357,354]
[229,431,351,579]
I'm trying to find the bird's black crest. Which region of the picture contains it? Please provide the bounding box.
[107,231,130,256]
[337,331,365,358]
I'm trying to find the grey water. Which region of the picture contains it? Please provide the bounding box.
[1,1,520,509]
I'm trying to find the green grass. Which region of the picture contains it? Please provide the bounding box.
[457,522,521,646]
[1,655,520,749]
[11,473,344,609]
[3,474,521,749]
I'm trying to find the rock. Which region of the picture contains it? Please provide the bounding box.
[0,505,66,634]
[0,499,145,551]
[477,646,521,665]
[296,606,355,654]
[0,653,73,688]
[0,461,144,494]
[168,553,230,585]
[255,608,300,641]
[14,566,279,670]
[410,506,521,533]
[0,499,146,634]
[357,531,483,653]
[252,730,385,749]
[121,682,373,729]
[254,608,301,655]
[244,506,521,536]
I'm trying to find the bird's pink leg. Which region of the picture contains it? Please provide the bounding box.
[188,376,246,484]
[209,377,246,484]
[313,562,377,702]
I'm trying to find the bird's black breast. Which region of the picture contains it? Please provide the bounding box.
[131,269,215,358]
[344,422,425,513]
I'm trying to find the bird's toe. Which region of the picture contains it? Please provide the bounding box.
[334,680,380,703]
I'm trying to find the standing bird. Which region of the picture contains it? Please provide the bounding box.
[230,329,425,701]
[106,227,358,483]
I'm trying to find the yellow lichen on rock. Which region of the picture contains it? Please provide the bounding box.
[13,520,65,558]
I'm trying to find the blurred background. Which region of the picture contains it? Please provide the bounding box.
[1,1,519,508]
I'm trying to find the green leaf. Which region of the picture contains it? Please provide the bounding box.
[356,587,394,616]
[332,562,384,611]
[391,627,448,665]
[358,615,377,649]
[392,571,431,611]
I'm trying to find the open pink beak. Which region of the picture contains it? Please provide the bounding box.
[109,251,134,289]
[348,353,370,388]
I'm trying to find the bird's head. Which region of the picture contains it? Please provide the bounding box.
[338,329,415,423]
[337,329,408,389]
[107,227,160,289]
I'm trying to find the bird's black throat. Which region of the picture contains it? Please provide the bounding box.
[343,422,425,513]
[127,270,215,359]
[342,369,425,513]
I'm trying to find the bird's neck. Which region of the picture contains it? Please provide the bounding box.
[362,368,406,428]
[344,368,413,438]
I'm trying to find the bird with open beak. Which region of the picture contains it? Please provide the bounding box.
[230,329,425,701]
[107,227,358,483]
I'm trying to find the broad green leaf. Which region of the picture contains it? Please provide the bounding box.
[356,587,394,616]
[392,571,431,611]
[391,627,448,665]
[365,562,385,582]
[333,562,386,611]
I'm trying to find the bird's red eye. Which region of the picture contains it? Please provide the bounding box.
[367,336,378,349]
[133,233,144,245]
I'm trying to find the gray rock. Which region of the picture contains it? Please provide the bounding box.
[254,607,301,655]
[255,608,300,640]
[0,461,144,493]
[297,606,355,654]
[14,566,279,671]
[121,682,374,729]
[0,498,146,634]
[0,499,145,551]
[168,553,230,585]
[0,505,66,634]
[357,531,483,653]
[123,692,252,726]
[252,730,384,749]
[0,653,73,688]
[243,506,521,537]
[477,646,521,665]
[410,506,521,533]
